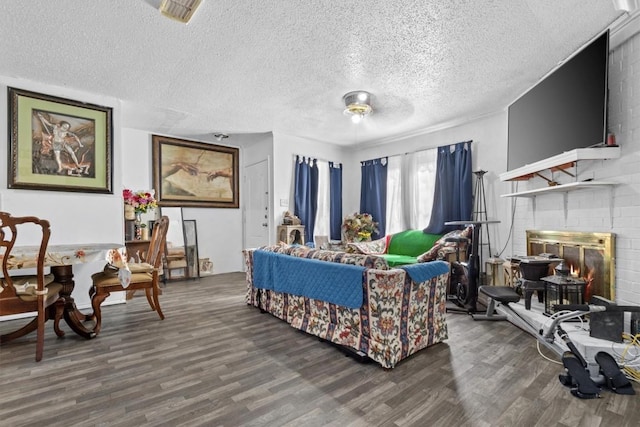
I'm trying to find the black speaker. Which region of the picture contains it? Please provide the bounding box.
[589,296,623,343]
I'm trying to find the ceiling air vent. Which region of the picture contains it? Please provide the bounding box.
[159,0,202,23]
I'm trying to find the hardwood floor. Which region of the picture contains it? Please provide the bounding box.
[1,272,637,427]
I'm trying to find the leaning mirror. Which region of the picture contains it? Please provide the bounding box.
[183,220,200,279]
[160,207,188,281]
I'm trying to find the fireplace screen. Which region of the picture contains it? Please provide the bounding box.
[526,230,615,300]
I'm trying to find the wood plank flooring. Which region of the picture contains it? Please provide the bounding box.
[1,272,638,426]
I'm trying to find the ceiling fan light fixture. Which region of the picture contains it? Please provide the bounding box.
[613,0,640,12]
[343,91,373,122]
[159,0,202,23]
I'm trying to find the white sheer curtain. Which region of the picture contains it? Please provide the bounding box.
[386,156,405,235]
[386,148,438,234]
[314,160,330,243]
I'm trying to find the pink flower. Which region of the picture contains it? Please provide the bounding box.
[123,189,157,213]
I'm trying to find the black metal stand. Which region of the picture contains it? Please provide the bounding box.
[445,220,500,313]
[472,170,492,280]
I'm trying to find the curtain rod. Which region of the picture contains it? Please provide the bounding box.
[402,139,473,156]
[293,154,342,166]
[362,140,474,162]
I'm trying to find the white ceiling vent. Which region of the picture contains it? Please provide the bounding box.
[159,0,202,23]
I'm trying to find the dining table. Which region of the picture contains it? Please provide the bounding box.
[8,243,130,339]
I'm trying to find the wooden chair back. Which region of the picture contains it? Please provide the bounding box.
[147,216,169,271]
[89,216,170,336]
[0,211,63,361]
[0,211,51,314]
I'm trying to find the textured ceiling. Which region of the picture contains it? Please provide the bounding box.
[0,1,624,146]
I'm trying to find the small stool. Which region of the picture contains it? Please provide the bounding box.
[503,261,520,288]
[519,261,552,311]
[522,279,545,310]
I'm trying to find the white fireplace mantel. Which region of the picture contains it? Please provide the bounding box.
[500,147,620,226]
[499,146,621,183]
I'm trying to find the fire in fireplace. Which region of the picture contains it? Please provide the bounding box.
[526,230,615,300]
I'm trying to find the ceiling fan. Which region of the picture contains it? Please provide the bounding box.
[159,0,202,23]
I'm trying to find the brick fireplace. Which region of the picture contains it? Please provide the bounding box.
[526,230,615,301]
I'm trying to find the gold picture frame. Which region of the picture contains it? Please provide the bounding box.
[8,87,113,193]
[152,135,239,208]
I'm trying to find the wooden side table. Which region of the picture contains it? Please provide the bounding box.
[277,225,305,245]
[485,258,505,285]
[503,260,521,288]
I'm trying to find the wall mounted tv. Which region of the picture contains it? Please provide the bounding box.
[507,30,609,171]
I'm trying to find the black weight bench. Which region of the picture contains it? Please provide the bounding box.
[472,285,521,320]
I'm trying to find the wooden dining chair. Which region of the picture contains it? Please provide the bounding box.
[163,244,189,281]
[88,216,169,335]
[0,212,65,362]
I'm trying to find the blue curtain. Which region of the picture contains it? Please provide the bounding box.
[329,162,342,241]
[294,156,319,243]
[359,158,387,239]
[423,141,473,234]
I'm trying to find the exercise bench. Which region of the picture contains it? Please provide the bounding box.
[472,285,521,320]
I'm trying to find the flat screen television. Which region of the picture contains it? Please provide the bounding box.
[507,30,609,171]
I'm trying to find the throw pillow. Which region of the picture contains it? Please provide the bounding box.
[417,226,472,262]
[436,226,472,249]
[345,237,387,255]
[417,244,440,262]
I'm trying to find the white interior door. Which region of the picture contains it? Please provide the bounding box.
[244,160,270,249]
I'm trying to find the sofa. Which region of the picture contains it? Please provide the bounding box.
[346,227,472,267]
[243,243,450,369]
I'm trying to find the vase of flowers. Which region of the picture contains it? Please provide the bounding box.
[123,189,158,216]
[341,212,379,242]
[123,189,157,239]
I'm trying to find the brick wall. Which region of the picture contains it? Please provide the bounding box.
[510,27,640,306]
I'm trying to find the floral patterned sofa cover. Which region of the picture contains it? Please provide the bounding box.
[243,243,450,369]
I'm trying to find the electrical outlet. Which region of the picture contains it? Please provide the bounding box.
[280,199,288,207]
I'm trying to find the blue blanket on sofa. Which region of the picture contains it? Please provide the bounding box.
[252,250,365,309]
[400,260,450,283]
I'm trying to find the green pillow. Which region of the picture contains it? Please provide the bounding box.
[387,230,442,257]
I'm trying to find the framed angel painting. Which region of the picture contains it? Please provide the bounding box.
[152,135,239,208]
[8,87,113,193]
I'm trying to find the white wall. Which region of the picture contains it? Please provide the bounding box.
[121,128,246,275]
[0,77,125,311]
[0,77,124,241]
[3,19,639,311]
[0,77,248,320]
[236,132,274,250]
[507,25,640,305]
